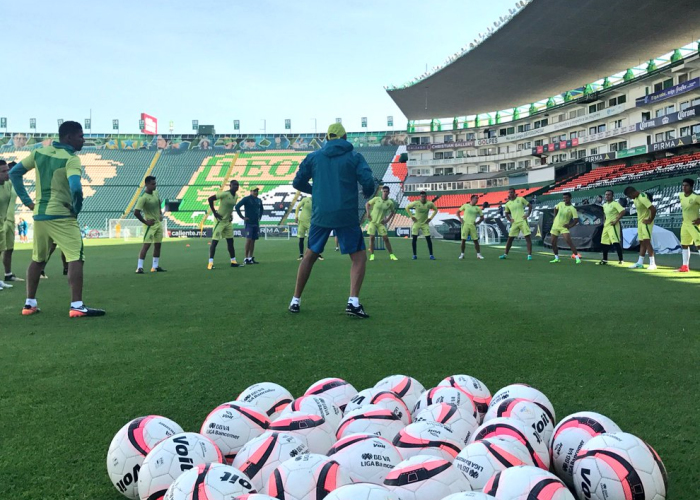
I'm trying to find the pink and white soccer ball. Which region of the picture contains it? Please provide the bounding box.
[164,463,256,500]
[383,455,472,500]
[470,417,550,470]
[280,395,343,431]
[269,411,336,454]
[200,402,271,463]
[235,496,277,500]
[232,432,309,494]
[439,375,492,423]
[305,378,358,413]
[483,398,554,447]
[572,432,667,500]
[550,411,621,489]
[441,494,497,500]
[415,403,480,446]
[454,438,534,491]
[412,387,477,419]
[336,404,405,441]
[373,375,426,413]
[345,388,412,425]
[267,453,353,500]
[107,416,184,499]
[328,433,403,484]
[483,466,574,499]
[324,483,401,500]
[237,383,293,420]
[488,384,556,426]
[138,432,224,500]
[393,421,464,461]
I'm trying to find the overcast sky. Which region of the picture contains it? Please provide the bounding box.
[4,0,518,134]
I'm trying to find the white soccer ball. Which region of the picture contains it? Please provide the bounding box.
[138,432,223,500]
[328,433,403,484]
[441,493,497,500]
[374,375,426,412]
[269,411,336,454]
[345,388,412,425]
[267,453,353,500]
[237,383,293,420]
[550,411,622,488]
[454,437,534,491]
[488,384,556,425]
[107,416,184,499]
[280,395,343,431]
[232,431,309,494]
[384,455,472,500]
[336,404,405,441]
[164,463,255,500]
[393,421,463,461]
[483,398,554,447]
[324,483,400,500]
[304,378,358,413]
[439,375,492,423]
[483,465,574,499]
[200,402,271,463]
[415,403,480,446]
[572,432,667,500]
[412,387,477,419]
[470,417,550,470]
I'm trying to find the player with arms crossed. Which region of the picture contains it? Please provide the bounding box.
[9,121,105,316]
[678,178,700,272]
[598,189,626,265]
[207,179,240,269]
[549,192,581,264]
[366,185,398,261]
[499,188,533,260]
[134,176,166,273]
[295,195,323,261]
[406,191,437,260]
[624,186,657,270]
[457,194,484,260]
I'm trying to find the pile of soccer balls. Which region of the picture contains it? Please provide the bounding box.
[106,375,668,500]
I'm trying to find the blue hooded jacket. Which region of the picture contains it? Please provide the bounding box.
[293,139,376,228]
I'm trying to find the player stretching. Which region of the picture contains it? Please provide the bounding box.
[499,188,533,260]
[366,185,398,261]
[678,178,700,272]
[9,121,105,316]
[549,192,581,264]
[457,194,484,260]
[406,191,437,260]
[2,161,23,284]
[207,179,240,269]
[598,190,626,265]
[624,186,656,270]
[295,195,323,261]
[0,160,15,290]
[134,176,166,273]
[235,187,264,264]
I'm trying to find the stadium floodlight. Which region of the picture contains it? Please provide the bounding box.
[169,120,174,133]
[233,120,240,131]
[361,117,367,128]
[192,120,199,131]
[57,119,64,127]
[112,119,119,131]
[84,118,91,131]
[285,119,291,130]
[0,117,6,129]
[387,116,394,127]
[336,118,342,124]
[29,118,36,130]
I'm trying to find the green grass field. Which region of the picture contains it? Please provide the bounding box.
[1,237,698,499]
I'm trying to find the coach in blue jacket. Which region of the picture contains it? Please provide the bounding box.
[289,123,376,318]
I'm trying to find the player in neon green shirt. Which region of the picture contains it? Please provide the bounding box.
[624,186,657,270]
[500,188,533,260]
[549,192,581,264]
[295,196,323,261]
[207,179,240,269]
[0,160,14,290]
[678,178,700,272]
[457,194,484,260]
[598,189,626,265]
[365,185,398,261]
[134,176,166,273]
[406,191,438,260]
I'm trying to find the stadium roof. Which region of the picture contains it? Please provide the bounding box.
[388,0,700,120]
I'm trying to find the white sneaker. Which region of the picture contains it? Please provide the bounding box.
[0,281,11,288]
[477,255,485,259]
[458,255,464,260]
[648,264,658,270]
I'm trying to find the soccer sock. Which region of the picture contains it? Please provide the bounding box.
[682,248,691,266]
[290,297,300,306]
[299,238,304,255]
[70,301,84,309]
[208,258,214,264]
[614,243,623,262]
[426,237,433,256]
[412,236,417,256]
[602,244,609,261]
[25,298,37,307]
[348,296,360,307]
[137,258,144,269]
[649,256,656,266]
[153,257,159,268]
[637,256,644,265]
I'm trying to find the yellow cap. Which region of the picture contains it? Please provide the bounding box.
[326,122,347,140]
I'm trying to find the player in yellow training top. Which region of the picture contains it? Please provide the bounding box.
[295,195,323,261]
[457,194,484,260]
[366,185,398,261]
[134,176,166,273]
[624,186,657,270]
[500,188,533,260]
[678,178,700,272]
[207,179,240,269]
[406,191,438,260]
[549,192,581,264]
[598,189,626,265]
